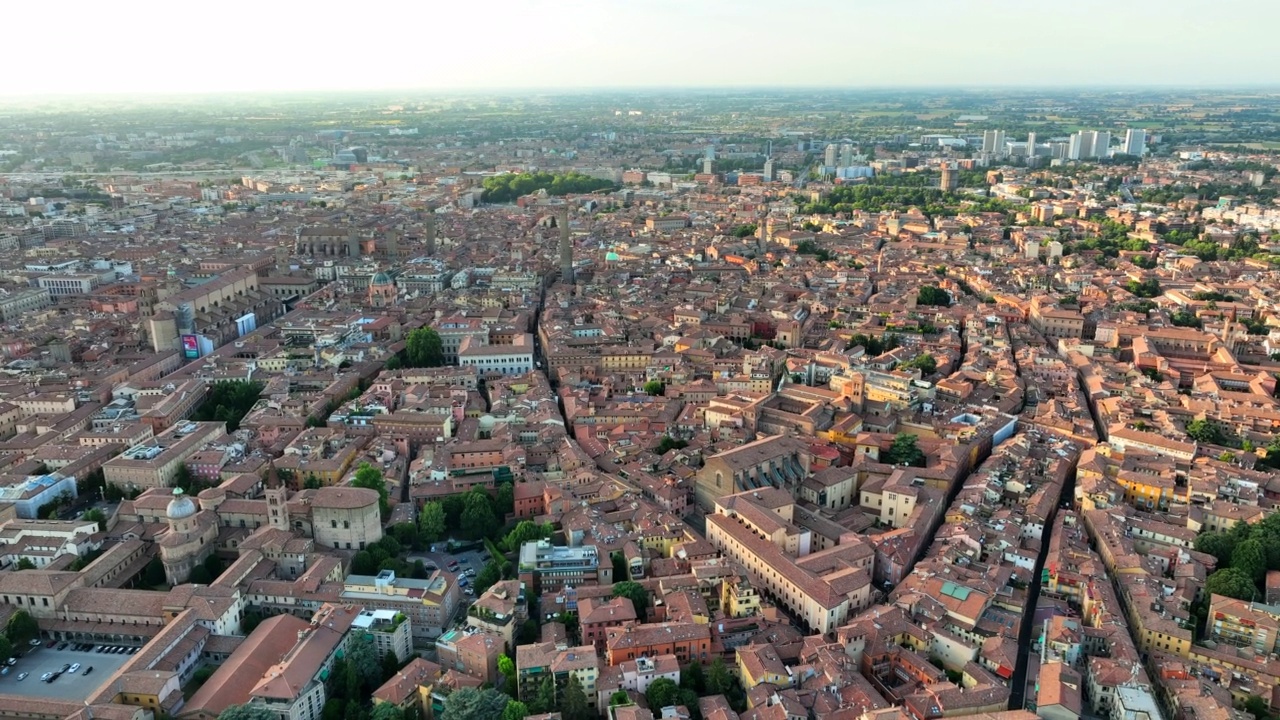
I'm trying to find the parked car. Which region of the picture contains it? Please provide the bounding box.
[128,647,138,654]
[28,639,40,647]
[69,663,80,673]
[40,672,52,682]
[2,667,9,676]
[5,658,15,666]
[45,640,56,648]
[17,672,27,681]
[83,666,94,676]
[56,643,67,651]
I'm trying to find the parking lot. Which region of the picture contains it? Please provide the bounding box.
[0,643,134,701]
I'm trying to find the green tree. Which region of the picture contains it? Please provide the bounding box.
[884,433,926,467]
[419,501,446,543]
[502,521,552,552]
[371,704,404,720]
[219,705,279,720]
[142,556,167,586]
[916,285,951,307]
[612,581,649,616]
[442,687,511,720]
[461,491,499,540]
[610,691,632,707]
[561,674,590,720]
[1244,695,1269,720]
[1124,278,1162,298]
[5,610,38,645]
[901,353,938,375]
[476,560,504,595]
[405,328,445,368]
[646,678,681,711]
[81,507,107,532]
[732,224,758,238]
[347,633,382,688]
[304,474,323,490]
[502,701,528,720]
[1206,568,1257,601]
[0,635,12,664]
[16,557,36,570]
[495,483,515,517]
[533,675,557,714]
[643,380,665,396]
[706,658,734,696]
[193,380,266,432]
[1185,419,1223,445]
[352,463,391,519]
[1234,539,1268,582]
[655,436,688,454]
[682,662,705,693]
[498,654,517,696]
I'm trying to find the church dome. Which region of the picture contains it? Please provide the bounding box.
[371,271,393,286]
[166,488,197,520]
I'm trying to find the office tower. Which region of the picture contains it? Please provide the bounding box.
[824,143,838,167]
[425,214,437,256]
[559,208,573,285]
[982,130,1006,157]
[1093,131,1111,159]
[1123,129,1147,156]
[762,158,774,182]
[1026,132,1037,158]
[839,144,854,167]
[940,163,958,192]
[702,158,714,175]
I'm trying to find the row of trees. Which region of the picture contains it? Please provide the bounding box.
[481,172,618,203]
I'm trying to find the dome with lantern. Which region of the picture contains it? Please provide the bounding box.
[166,488,197,520]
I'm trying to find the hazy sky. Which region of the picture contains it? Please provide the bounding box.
[6,0,1278,96]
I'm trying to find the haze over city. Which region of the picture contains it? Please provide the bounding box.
[6,0,1280,97]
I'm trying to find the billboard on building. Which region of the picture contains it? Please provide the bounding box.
[235,313,257,338]
[181,334,200,359]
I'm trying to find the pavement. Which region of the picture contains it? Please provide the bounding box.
[0,643,135,702]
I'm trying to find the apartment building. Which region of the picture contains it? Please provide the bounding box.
[352,608,414,662]
[0,287,52,320]
[518,540,610,595]
[604,621,712,667]
[341,570,461,643]
[102,421,227,489]
[458,333,534,376]
[182,603,359,720]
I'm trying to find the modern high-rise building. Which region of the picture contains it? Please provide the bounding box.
[940,162,958,192]
[982,130,1006,157]
[1067,132,1084,160]
[1093,131,1111,159]
[824,144,838,167]
[1025,132,1037,158]
[762,158,774,182]
[1123,129,1147,156]
[839,144,854,167]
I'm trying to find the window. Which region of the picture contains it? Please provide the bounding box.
[331,520,337,528]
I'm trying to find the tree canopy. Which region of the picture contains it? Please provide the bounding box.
[405,327,445,368]
[219,705,278,720]
[352,463,391,519]
[900,353,938,375]
[884,433,926,467]
[193,380,265,432]
[612,581,649,616]
[916,285,951,307]
[442,687,511,720]
[481,172,617,203]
